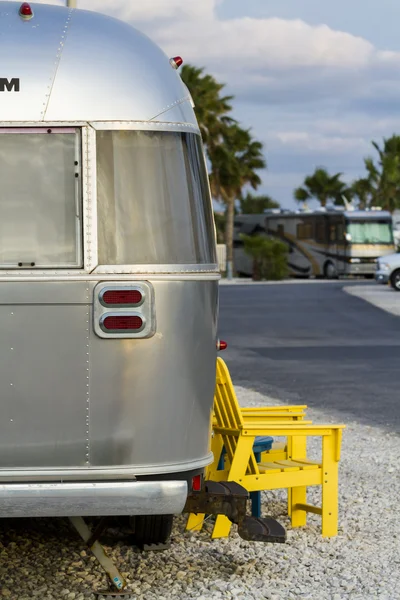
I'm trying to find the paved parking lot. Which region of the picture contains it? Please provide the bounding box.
[218,280,400,432]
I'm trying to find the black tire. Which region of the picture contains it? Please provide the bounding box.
[390,269,400,291]
[130,515,174,547]
[324,261,338,279]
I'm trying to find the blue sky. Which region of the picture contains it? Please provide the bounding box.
[36,0,400,209]
[214,0,400,208]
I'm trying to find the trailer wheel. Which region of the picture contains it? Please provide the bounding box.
[390,269,400,291]
[324,261,338,279]
[130,515,174,547]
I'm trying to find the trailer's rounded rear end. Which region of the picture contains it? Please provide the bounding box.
[0,2,218,524]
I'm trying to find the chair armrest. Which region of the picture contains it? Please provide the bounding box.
[241,424,345,437]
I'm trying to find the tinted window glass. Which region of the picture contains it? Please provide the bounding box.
[297,222,313,240]
[97,130,217,265]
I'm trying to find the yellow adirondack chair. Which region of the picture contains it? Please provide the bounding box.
[187,358,345,539]
[211,405,311,470]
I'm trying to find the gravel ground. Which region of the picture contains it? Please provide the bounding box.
[0,387,399,600]
[344,284,400,317]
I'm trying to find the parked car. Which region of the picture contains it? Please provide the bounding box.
[376,253,400,290]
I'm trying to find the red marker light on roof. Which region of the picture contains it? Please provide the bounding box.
[19,2,34,19]
[217,340,227,351]
[169,56,183,70]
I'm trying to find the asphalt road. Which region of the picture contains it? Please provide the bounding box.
[218,282,400,432]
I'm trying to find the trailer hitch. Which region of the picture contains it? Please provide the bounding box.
[183,480,286,544]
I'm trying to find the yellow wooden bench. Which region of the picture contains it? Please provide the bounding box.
[187,358,345,539]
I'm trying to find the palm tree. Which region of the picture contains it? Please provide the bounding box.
[213,211,226,244]
[239,192,279,214]
[241,234,288,281]
[294,168,348,207]
[210,125,266,279]
[181,65,235,149]
[362,135,400,211]
[181,65,268,278]
[351,177,374,209]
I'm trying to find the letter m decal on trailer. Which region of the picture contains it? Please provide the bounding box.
[0,78,20,92]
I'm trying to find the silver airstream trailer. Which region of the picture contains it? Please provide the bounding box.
[0,1,284,591]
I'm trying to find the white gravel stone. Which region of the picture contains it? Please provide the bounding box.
[0,386,398,599]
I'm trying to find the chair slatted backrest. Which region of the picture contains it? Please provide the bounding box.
[214,358,258,475]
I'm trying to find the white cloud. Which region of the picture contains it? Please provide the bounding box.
[33,1,400,103]
[272,131,369,155]
[72,0,217,21]
[38,1,387,70]
[158,17,375,71]
[30,0,400,207]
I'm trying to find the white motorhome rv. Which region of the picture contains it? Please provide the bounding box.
[234,208,396,278]
[0,1,283,590]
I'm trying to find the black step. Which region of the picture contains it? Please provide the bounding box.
[205,480,249,499]
[238,515,286,544]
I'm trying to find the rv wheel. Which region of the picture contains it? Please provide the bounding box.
[390,269,400,291]
[324,261,338,279]
[130,515,174,548]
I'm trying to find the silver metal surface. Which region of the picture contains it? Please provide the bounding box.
[0,279,217,474]
[0,453,213,482]
[0,480,188,517]
[89,279,218,469]
[83,125,98,273]
[90,121,199,134]
[0,301,89,468]
[0,281,90,303]
[93,264,219,274]
[0,273,220,282]
[0,2,197,125]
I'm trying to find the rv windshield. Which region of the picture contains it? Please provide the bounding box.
[0,129,81,267]
[346,221,393,244]
[97,130,217,266]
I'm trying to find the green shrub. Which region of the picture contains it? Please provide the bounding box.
[240,234,289,281]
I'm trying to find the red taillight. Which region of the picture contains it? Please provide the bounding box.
[103,316,143,331]
[169,56,183,69]
[217,340,228,351]
[102,290,142,306]
[19,2,33,18]
[192,474,202,492]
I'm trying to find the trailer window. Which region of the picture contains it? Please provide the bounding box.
[96,130,217,265]
[0,129,81,268]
